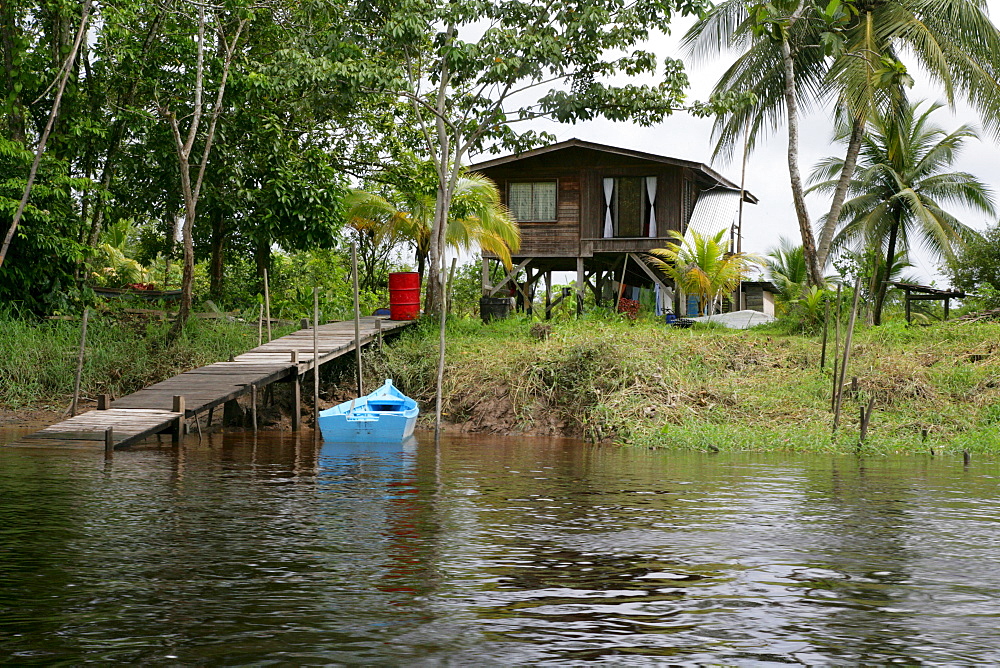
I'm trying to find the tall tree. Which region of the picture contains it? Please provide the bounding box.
[809,101,993,324]
[685,0,1000,282]
[158,4,248,339]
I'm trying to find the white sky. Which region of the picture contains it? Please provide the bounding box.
[474,5,1000,285]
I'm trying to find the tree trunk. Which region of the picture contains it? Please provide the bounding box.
[209,210,226,299]
[781,34,824,287]
[163,8,245,343]
[872,214,900,326]
[425,183,448,315]
[0,3,26,143]
[416,250,426,283]
[816,115,865,270]
[85,10,166,248]
[0,0,91,270]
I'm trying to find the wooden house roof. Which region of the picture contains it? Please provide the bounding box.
[468,138,758,204]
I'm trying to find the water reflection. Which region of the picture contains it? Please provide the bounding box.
[1,430,1000,663]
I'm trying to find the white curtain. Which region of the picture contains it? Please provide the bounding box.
[645,177,657,237]
[603,178,614,238]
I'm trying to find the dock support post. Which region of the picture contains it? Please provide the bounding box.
[104,426,114,458]
[250,383,258,432]
[223,399,241,427]
[291,350,301,431]
[300,318,309,330]
[97,394,111,410]
[172,395,185,442]
[576,257,584,317]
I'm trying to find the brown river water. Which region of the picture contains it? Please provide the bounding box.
[2,428,1000,665]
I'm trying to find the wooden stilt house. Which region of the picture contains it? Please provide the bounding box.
[468,138,757,316]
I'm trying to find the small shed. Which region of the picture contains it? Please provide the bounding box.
[468,139,756,316]
[739,281,777,317]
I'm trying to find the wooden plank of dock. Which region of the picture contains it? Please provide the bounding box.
[11,316,412,450]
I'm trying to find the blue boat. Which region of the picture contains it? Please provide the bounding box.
[318,379,419,442]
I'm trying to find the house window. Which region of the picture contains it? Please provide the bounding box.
[508,181,557,222]
[602,176,658,238]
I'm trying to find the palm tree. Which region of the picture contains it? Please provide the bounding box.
[809,101,994,324]
[684,0,1000,283]
[647,229,762,316]
[345,172,520,282]
[765,236,811,304]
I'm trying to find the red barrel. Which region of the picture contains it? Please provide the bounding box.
[388,272,421,320]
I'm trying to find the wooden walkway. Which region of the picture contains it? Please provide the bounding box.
[12,316,412,450]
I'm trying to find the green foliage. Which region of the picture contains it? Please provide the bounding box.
[949,222,1000,310]
[448,256,487,319]
[647,229,762,316]
[267,249,387,322]
[0,138,91,314]
[814,102,992,268]
[346,169,520,280]
[370,313,1000,453]
[0,309,268,409]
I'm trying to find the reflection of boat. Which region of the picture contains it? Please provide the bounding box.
[318,379,419,442]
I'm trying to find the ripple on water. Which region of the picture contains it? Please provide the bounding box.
[2,431,1000,664]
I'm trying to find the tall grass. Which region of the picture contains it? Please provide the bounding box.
[0,311,280,409]
[366,312,1000,454]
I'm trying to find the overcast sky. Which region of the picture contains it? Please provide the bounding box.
[479,5,1000,285]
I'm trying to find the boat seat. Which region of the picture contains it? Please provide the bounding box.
[368,395,406,412]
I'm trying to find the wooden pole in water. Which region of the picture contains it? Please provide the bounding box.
[250,383,258,432]
[104,426,114,458]
[291,350,301,431]
[71,307,89,417]
[833,276,863,433]
[859,395,875,444]
[313,287,319,426]
[352,242,362,398]
[434,253,448,435]
[172,395,186,443]
[263,268,272,342]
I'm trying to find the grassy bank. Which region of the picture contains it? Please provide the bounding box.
[367,315,1000,454]
[0,312,286,410]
